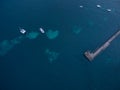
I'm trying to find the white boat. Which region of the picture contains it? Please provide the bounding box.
[19,27,26,34]
[39,28,45,33]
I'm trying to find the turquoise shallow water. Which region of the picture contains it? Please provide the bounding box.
[0,0,120,90]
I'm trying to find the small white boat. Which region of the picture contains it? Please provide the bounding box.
[106,9,111,12]
[96,5,101,8]
[79,5,83,8]
[19,27,26,34]
[39,28,45,33]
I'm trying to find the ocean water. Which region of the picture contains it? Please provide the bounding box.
[0,0,120,90]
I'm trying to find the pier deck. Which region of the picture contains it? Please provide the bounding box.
[84,30,120,61]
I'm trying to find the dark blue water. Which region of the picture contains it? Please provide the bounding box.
[1,0,120,90]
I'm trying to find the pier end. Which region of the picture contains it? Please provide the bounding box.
[84,51,94,61]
